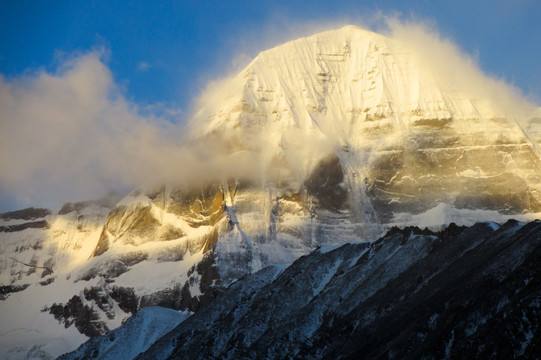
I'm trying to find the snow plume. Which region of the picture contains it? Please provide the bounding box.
[186,72,337,186]
[384,18,537,119]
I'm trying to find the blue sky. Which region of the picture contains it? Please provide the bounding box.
[1,0,540,111]
[1,0,540,211]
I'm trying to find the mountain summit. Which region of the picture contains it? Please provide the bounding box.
[1,25,541,359]
[195,25,497,140]
[190,25,541,232]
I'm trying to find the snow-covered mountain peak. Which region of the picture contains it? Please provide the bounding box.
[188,25,541,231]
[3,25,541,359]
[189,25,529,192]
[193,24,497,139]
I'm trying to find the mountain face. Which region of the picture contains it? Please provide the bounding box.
[137,220,541,360]
[0,198,119,359]
[190,25,541,234]
[1,25,541,359]
[0,192,228,359]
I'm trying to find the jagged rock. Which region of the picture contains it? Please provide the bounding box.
[84,286,116,320]
[0,220,49,233]
[179,252,224,312]
[47,295,109,337]
[0,208,50,221]
[39,277,55,286]
[139,220,541,360]
[110,287,138,315]
[0,284,30,300]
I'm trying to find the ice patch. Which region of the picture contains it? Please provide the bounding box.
[483,221,501,231]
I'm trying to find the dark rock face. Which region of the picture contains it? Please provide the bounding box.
[179,252,224,312]
[139,220,541,360]
[46,295,109,337]
[0,207,50,220]
[84,286,117,320]
[0,284,30,300]
[0,220,49,233]
[110,286,138,315]
[304,153,348,212]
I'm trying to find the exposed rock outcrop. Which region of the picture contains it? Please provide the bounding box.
[140,220,541,359]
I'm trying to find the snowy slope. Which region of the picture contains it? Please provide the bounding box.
[0,192,216,359]
[58,307,191,360]
[0,202,113,359]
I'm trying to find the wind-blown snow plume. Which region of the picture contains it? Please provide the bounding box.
[386,19,536,119]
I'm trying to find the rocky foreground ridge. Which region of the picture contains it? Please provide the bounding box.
[60,219,541,359]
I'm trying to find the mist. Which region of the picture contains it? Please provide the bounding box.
[0,52,253,211]
[384,18,537,119]
[1,17,539,212]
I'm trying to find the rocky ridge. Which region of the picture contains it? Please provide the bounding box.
[136,219,541,360]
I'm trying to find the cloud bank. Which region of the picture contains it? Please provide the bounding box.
[1,17,539,212]
[0,52,186,210]
[0,51,266,211]
[384,18,536,119]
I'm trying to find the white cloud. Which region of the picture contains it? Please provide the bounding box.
[137,61,150,72]
[0,51,266,211]
[383,17,535,118]
[0,52,187,210]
